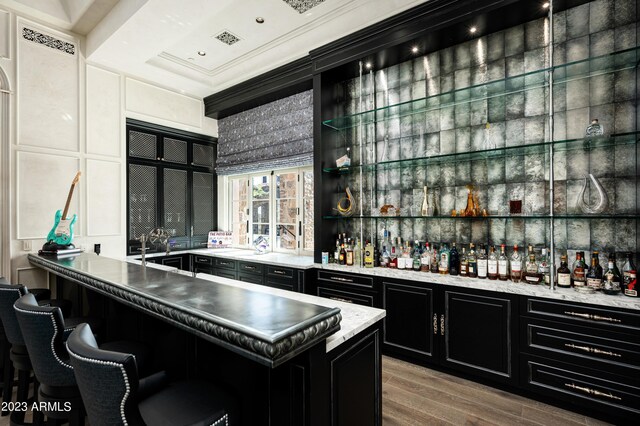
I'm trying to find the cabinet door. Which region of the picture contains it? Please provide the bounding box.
[128,129,158,160]
[441,289,515,383]
[162,137,188,165]
[128,164,158,248]
[161,256,184,270]
[192,171,216,238]
[163,168,188,240]
[382,280,437,362]
[192,143,215,169]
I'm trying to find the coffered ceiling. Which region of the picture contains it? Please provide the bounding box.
[1,0,429,97]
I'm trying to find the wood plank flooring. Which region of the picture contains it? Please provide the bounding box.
[382,355,612,426]
[0,356,614,425]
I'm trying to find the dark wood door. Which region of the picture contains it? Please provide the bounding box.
[441,289,516,384]
[382,280,437,362]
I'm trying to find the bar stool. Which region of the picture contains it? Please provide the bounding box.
[14,293,152,425]
[67,323,239,426]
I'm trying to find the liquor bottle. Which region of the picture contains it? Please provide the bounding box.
[381,246,390,267]
[556,255,571,288]
[412,241,422,271]
[621,252,637,297]
[397,245,406,269]
[334,238,341,263]
[602,253,622,295]
[449,243,460,276]
[467,243,477,278]
[421,243,431,272]
[510,244,522,283]
[363,241,374,268]
[404,243,412,270]
[572,251,587,288]
[354,238,363,268]
[498,244,509,281]
[539,248,550,286]
[460,247,468,277]
[381,227,391,254]
[339,243,346,265]
[487,246,498,280]
[430,244,439,273]
[586,251,603,291]
[439,243,450,274]
[346,239,354,266]
[477,245,488,279]
[524,250,541,284]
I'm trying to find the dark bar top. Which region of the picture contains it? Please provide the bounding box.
[28,253,341,367]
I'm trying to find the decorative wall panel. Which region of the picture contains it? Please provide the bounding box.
[17,151,80,239]
[86,159,121,236]
[17,21,78,152]
[217,90,313,174]
[0,10,9,59]
[87,66,121,157]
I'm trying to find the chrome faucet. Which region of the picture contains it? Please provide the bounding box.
[138,234,147,267]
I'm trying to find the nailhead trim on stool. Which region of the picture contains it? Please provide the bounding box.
[13,307,72,369]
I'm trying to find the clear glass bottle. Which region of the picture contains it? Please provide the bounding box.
[460,247,468,277]
[586,251,603,291]
[439,243,450,275]
[397,245,406,269]
[477,245,488,279]
[430,244,439,273]
[510,244,522,283]
[404,243,412,270]
[603,253,621,295]
[381,245,390,268]
[449,243,460,276]
[487,246,498,280]
[421,242,431,272]
[524,250,541,284]
[556,255,572,288]
[354,238,363,268]
[498,244,509,281]
[572,251,587,288]
[538,248,550,286]
[467,243,477,278]
[622,252,637,297]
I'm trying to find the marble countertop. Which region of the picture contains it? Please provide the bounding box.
[129,249,315,269]
[317,263,640,311]
[196,273,385,353]
[28,253,340,367]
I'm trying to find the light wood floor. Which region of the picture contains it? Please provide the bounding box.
[382,355,612,426]
[0,356,613,425]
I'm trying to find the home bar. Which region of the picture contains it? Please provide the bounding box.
[0,0,639,425]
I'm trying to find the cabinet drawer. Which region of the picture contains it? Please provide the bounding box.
[265,281,295,292]
[193,265,213,275]
[522,298,640,333]
[317,286,374,307]
[193,255,213,266]
[213,268,236,280]
[267,266,295,281]
[522,318,640,375]
[317,270,374,289]
[523,355,640,418]
[239,261,263,275]
[214,258,236,270]
[238,272,263,285]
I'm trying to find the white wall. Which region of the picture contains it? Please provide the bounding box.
[0,6,217,284]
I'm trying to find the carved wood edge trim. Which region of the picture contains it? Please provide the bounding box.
[28,255,342,367]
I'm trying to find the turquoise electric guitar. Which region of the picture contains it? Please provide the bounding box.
[46,171,81,246]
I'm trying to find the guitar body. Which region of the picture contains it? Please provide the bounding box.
[46,209,77,246]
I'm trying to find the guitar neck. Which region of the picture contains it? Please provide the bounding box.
[61,184,76,220]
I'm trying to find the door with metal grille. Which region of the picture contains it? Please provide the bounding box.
[192,172,215,241]
[163,168,188,238]
[128,164,157,252]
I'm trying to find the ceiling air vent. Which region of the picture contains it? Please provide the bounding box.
[215,31,241,46]
[282,0,326,14]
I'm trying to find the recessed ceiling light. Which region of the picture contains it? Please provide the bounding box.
[542,2,550,9]
[197,51,206,56]
[469,26,477,34]
[411,46,419,54]
[255,17,265,24]
[365,62,372,69]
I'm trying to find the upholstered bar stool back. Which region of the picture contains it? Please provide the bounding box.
[68,323,237,426]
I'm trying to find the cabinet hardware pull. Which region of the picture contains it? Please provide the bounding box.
[564,383,622,401]
[329,297,352,304]
[440,314,445,336]
[245,265,255,270]
[564,311,622,323]
[330,276,353,283]
[564,343,622,358]
[274,270,287,275]
[433,313,438,335]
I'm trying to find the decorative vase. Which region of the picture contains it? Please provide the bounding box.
[421,186,431,216]
[463,185,476,217]
[585,118,604,138]
[575,174,608,214]
[335,186,355,217]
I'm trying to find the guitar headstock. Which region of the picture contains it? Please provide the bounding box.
[71,171,81,186]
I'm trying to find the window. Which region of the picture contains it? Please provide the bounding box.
[228,167,313,254]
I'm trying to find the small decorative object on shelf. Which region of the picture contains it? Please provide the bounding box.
[509,199,522,215]
[253,235,269,254]
[462,184,482,217]
[575,174,608,214]
[585,118,604,138]
[380,204,400,216]
[335,186,355,217]
[451,209,457,217]
[420,186,432,216]
[336,147,351,168]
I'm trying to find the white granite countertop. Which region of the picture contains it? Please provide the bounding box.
[316,263,640,311]
[128,249,315,269]
[195,272,386,353]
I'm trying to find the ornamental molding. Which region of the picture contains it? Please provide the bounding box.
[28,254,341,367]
[22,27,75,55]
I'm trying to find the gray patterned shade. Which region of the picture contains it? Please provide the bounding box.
[217,90,313,175]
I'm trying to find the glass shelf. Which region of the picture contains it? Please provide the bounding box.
[322,132,640,174]
[322,214,639,220]
[322,47,640,131]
